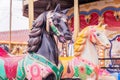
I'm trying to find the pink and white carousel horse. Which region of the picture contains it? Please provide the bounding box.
[72,23,116,80]
[59,23,113,80]
[74,23,111,65]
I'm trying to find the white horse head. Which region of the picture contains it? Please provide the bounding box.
[89,24,110,49]
[74,23,111,65]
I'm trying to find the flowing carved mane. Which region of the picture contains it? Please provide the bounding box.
[74,24,106,57]
[74,27,89,56]
[27,12,46,52]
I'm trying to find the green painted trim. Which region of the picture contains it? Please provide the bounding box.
[0,59,7,80]
[74,66,80,77]
[29,52,63,80]
[51,25,60,36]
[16,58,26,80]
[85,64,93,75]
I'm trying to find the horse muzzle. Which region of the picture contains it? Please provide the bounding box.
[64,33,72,40]
[105,43,111,49]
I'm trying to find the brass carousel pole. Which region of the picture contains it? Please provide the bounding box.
[28,0,34,29]
[9,0,12,52]
[73,0,80,41]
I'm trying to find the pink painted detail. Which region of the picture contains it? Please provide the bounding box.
[94,66,110,77]
[90,31,97,43]
[0,47,9,57]
[79,66,85,74]
[2,55,24,80]
[117,37,120,42]
[90,29,96,32]
[73,57,81,66]
[46,67,52,72]
[73,57,110,78]
[98,69,110,76]
[30,64,41,80]
[73,57,97,68]
[26,63,52,80]
[26,65,32,80]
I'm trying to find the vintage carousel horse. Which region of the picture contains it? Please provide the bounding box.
[0,4,72,80]
[11,46,23,55]
[60,23,111,80]
[74,23,111,65]
[0,45,10,57]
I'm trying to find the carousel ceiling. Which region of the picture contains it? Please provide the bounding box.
[23,0,99,19]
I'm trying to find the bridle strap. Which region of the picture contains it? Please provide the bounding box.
[46,11,53,32]
[46,11,61,36]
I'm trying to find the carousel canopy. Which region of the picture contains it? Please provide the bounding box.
[23,0,99,19]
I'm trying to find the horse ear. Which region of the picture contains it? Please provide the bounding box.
[61,9,69,14]
[98,22,107,29]
[98,22,103,27]
[54,4,61,12]
[102,24,107,29]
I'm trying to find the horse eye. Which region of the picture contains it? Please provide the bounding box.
[53,20,58,25]
[97,33,100,36]
[61,18,67,22]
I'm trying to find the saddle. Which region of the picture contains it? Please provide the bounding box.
[0,49,25,79]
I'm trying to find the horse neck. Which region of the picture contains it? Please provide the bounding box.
[36,29,59,65]
[81,38,99,65]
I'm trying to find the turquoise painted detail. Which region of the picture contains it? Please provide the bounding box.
[17,53,64,80]
[0,59,7,80]
[51,25,60,36]
[27,53,64,80]
[73,64,94,79]
[16,58,26,80]
[74,66,79,77]
[85,64,93,75]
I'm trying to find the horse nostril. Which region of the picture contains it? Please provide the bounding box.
[64,33,72,40]
[106,44,110,48]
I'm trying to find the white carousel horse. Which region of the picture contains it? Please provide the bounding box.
[74,23,111,65]
[73,23,116,80]
[60,23,112,80]
[73,23,117,80]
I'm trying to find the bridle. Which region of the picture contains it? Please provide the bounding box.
[46,11,61,36]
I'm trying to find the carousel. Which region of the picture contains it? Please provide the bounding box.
[0,0,120,80]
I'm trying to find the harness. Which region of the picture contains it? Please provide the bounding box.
[29,52,63,80]
[46,11,61,36]
[17,53,63,80]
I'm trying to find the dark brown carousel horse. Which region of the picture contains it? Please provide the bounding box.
[0,4,72,80]
[27,4,72,80]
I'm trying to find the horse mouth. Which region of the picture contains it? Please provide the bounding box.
[58,33,72,43]
[64,34,72,40]
[58,36,66,43]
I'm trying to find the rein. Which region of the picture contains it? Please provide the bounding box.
[46,11,61,36]
[29,52,64,80]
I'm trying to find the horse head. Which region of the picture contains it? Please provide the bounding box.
[89,23,111,49]
[74,23,111,66]
[46,4,72,43]
[28,4,72,53]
